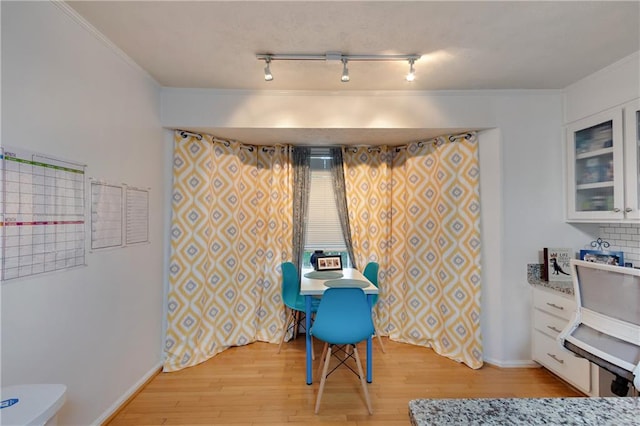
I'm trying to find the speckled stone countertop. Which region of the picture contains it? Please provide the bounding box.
[528,263,574,295]
[409,397,640,425]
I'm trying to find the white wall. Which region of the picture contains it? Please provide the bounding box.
[1,2,165,425]
[161,88,598,365]
[491,93,599,364]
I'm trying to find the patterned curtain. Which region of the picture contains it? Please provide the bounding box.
[342,135,483,369]
[389,133,482,369]
[342,146,393,329]
[164,132,293,372]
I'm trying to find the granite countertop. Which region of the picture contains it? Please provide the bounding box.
[409,397,640,426]
[528,263,574,295]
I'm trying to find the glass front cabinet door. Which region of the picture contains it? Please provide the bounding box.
[566,100,640,222]
[566,108,624,221]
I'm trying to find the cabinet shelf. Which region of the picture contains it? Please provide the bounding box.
[575,147,614,160]
[576,181,614,191]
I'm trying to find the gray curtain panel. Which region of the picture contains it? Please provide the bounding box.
[292,147,310,271]
[330,147,356,269]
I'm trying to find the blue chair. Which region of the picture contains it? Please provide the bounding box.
[277,262,320,355]
[363,262,385,353]
[311,287,374,414]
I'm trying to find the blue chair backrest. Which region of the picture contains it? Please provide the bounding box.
[281,262,300,309]
[311,287,375,345]
[363,262,379,305]
[363,262,379,286]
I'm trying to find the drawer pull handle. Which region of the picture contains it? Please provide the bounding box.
[547,353,564,364]
[547,325,562,333]
[546,302,564,311]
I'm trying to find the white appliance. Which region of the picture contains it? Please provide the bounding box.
[0,384,66,425]
[558,259,640,396]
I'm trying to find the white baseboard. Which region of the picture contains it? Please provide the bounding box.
[92,361,163,425]
[484,357,539,368]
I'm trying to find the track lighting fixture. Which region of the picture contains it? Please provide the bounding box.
[256,52,421,83]
[341,59,349,83]
[264,56,273,81]
[406,59,416,82]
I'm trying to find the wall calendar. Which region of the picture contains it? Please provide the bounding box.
[1,147,86,281]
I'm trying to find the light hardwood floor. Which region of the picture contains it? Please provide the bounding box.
[106,337,583,425]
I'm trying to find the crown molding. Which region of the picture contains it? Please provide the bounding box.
[51,1,160,88]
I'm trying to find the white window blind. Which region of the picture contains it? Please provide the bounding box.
[304,156,347,252]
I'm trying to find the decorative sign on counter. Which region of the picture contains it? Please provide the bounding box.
[578,238,624,267]
[579,249,624,266]
[542,247,573,282]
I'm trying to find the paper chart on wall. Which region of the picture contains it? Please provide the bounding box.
[1,146,86,282]
[125,187,149,245]
[90,181,123,250]
[89,182,149,250]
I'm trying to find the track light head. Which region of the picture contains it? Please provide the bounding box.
[264,57,273,81]
[406,59,416,82]
[341,59,350,83]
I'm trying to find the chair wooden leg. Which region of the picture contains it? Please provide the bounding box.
[374,328,386,353]
[372,312,386,353]
[352,345,373,415]
[314,345,333,414]
[317,342,328,378]
[277,307,293,354]
[344,344,353,360]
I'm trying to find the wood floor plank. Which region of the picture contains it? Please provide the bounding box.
[105,337,583,425]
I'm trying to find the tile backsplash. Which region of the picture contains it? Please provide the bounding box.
[598,224,640,267]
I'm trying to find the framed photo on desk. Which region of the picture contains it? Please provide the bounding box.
[316,255,342,271]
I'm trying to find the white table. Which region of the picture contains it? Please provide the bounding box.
[300,268,379,385]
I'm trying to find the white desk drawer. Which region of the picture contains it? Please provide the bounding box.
[533,288,575,320]
[533,330,590,393]
[533,309,568,338]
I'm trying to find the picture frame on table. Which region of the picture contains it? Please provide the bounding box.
[579,249,624,266]
[316,255,342,271]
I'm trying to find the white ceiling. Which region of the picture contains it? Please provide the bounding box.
[66,0,640,144]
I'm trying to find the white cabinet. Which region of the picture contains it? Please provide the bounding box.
[566,99,640,222]
[531,286,591,393]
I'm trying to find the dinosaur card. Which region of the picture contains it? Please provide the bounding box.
[543,248,573,282]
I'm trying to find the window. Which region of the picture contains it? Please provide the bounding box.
[303,149,349,267]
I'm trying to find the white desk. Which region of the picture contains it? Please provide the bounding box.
[300,268,378,385]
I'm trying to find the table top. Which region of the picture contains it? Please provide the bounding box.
[300,268,378,296]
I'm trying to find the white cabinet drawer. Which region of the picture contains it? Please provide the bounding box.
[533,288,575,320]
[533,309,568,338]
[533,330,590,393]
